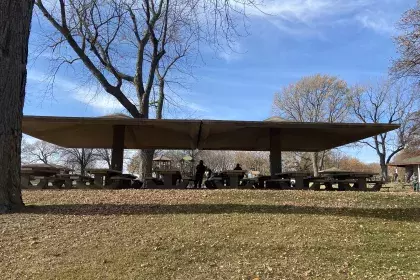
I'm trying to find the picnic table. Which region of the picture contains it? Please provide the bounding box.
[85,168,122,187]
[317,170,378,191]
[156,169,182,187]
[222,170,246,187]
[108,174,137,189]
[21,164,65,189]
[53,174,93,188]
[275,171,312,190]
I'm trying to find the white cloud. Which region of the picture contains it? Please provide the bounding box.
[249,0,397,36]
[73,91,124,113]
[355,11,396,34]
[184,101,209,113]
[27,69,126,114]
[255,0,371,21]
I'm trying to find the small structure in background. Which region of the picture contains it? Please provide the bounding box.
[388,156,420,190]
[153,155,172,171]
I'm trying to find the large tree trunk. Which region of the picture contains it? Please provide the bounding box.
[140,150,155,179]
[0,0,34,212]
[379,155,388,182]
[312,152,319,177]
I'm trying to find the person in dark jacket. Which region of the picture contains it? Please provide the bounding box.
[194,160,206,188]
[234,163,242,170]
[234,163,244,184]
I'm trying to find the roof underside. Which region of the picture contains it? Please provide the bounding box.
[22,116,399,152]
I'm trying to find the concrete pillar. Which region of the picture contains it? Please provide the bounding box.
[269,128,282,177]
[111,125,125,172]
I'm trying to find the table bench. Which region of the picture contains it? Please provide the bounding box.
[108,176,133,189]
[366,180,385,192]
[240,178,258,189]
[266,178,291,189]
[309,179,357,191]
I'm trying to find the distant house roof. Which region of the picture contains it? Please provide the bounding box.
[388,156,420,167]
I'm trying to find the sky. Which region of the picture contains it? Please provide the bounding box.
[24,0,415,163]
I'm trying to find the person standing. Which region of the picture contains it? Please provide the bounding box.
[194,160,206,188]
[393,168,398,182]
[412,173,419,192]
[234,163,244,185]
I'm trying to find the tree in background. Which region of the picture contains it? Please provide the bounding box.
[406,110,420,151]
[234,151,270,175]
[273,74,351,176]
[282,152,313,172]
[391,1,420,81]
[61,148,97,175]
[34,0,260,178]
[95,149,112,169]
[199,151,236,172]
[349,80,418,180]
[21,140,61,164]
[0,0,35,212]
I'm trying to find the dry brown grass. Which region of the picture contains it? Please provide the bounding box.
[1,189,420,279]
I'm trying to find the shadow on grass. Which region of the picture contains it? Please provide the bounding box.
[21,203,420,222]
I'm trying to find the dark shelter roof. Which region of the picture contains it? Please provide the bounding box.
[22,115,399,152]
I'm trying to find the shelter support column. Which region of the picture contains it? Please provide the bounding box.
[269,128,282,177]
[111,125,125,172]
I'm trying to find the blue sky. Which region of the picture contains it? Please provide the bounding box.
[25,0,414,163]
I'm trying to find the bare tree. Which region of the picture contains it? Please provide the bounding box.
[349,80,418,180]
[21,140,61,164]
[0,0,35,212]
[198,151,235,172]
[34,0,260,178]
[61,148,97,175]
[273,74,351,176]
[234,151,270,175]
[391,1,420,81]
[406,110,420,151]
[95,149,112,168]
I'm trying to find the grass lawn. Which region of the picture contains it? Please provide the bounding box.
[1,189,420,279]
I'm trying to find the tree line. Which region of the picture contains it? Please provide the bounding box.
[273,74,419,179]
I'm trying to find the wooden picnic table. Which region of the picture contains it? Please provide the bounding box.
[222,170,246,188]
[85,168,122,187]
[156,169,182,187]
[275,171,312,190]
[53,174,93,188]
[21,166,60,189]
[108,174,137,189]
[317,170,378,191]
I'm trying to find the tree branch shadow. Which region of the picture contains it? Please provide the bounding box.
[21,203,420,222]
